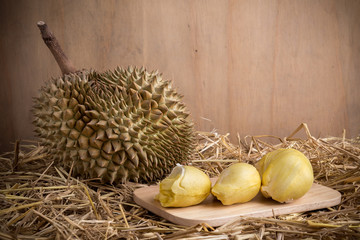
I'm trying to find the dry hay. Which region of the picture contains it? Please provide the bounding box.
[0,123,359,240]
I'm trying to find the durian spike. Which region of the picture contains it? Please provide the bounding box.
[37,21,77,75]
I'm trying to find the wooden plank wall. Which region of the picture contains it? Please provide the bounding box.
[1,0,359,152]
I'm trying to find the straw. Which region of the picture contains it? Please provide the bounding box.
[0,123,359,239]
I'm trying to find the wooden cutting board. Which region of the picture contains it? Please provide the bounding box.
[133,180,341,227]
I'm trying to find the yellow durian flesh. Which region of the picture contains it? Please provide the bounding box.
[256,148,314,203]
[211,163,261,205]
[155,165,211,207]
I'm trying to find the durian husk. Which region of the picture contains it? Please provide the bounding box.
[32,66,195,183]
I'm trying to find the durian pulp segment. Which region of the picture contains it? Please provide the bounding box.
[258,149,314,203]
[211,163,261,205]
[32,67,195,183]
[156,165,211,207]
[155,164,185,205]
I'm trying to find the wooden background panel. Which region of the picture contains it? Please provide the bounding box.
[0,0,359,153]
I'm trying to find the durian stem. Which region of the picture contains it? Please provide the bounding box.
[37,21,77,75]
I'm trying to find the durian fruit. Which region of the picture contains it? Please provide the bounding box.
[211,163,261,205]
[155,164,211,207]
[256,148,314,203]
[32,21,195,183]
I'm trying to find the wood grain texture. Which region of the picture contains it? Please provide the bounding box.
[133,181,341,226]
[0,0,360,152]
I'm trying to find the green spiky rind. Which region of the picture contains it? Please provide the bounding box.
[32,66,195,183]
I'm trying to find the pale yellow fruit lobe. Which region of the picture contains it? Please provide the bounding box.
[256,148,314,203]
[155,165,211,207]
[211,163,261,205]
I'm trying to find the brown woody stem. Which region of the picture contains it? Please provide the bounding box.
[37,21,77,75]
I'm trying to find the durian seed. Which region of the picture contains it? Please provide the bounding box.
[88,147,100,158]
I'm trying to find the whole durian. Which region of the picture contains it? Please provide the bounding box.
[32,22,195,183]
